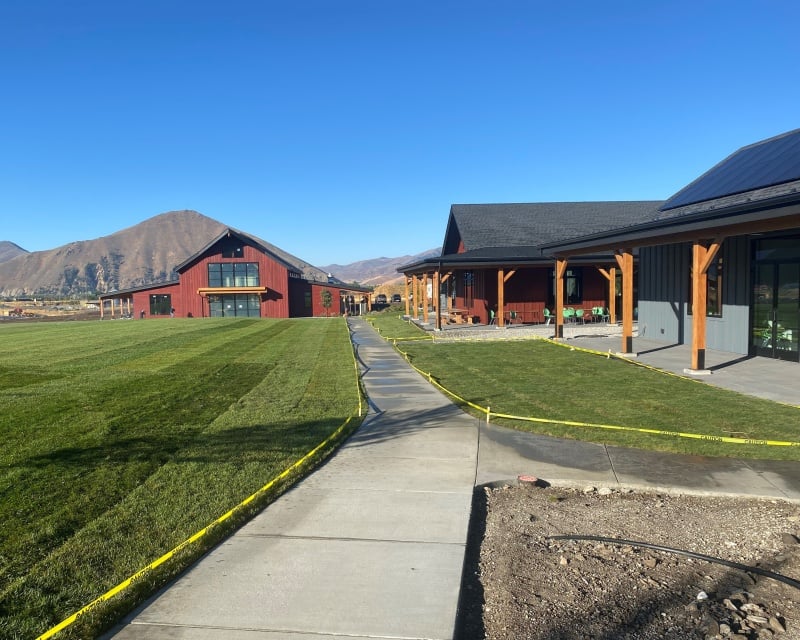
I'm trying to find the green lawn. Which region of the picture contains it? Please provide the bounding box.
[0,317,361,639]
[368,314,800,460]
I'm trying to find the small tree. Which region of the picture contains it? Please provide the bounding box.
[320,289,333,317]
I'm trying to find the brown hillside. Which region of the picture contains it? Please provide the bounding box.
[0,211,228,297]
[320,249,439,288]
[0,241,28,264]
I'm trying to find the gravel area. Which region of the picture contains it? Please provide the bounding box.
[457,483,800,640]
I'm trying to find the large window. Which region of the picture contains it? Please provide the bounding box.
[208,294,261,317]
[548,268,583,306]
[688,254,723,317]
[208,263,260,287]
[149,294,172,316]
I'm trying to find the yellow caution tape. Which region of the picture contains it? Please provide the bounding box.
[386,336,800,448]
[38,414,362,638]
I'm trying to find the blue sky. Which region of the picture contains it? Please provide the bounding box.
[2,1,799,266]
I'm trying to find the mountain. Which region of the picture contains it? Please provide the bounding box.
[0,241,28,264]
[0,210,228,298]
[320,249,439,289]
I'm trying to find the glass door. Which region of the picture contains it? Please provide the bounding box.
[751,262,799,361]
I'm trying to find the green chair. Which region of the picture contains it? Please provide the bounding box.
[575,309,585,323]
[542,308,553,325]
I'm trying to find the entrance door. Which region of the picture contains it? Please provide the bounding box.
[751,262,799,361]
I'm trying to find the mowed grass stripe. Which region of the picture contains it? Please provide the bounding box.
[367,314,799,460]
[0,318,360,639]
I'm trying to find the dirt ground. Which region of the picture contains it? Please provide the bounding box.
[457,483,800,640]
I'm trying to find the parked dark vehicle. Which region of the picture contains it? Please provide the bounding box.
[391,294,402,303]
[374,294,388,305]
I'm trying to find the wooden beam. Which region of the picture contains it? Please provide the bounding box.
[698,237,724,274]
[497,268,505,327]
[433,269,441,330]
[620,250,634,354]
[404,277,410,316]
[555,258,567,338]
[691,241,709,371]
[503,268,517,283]
[422,273,429,324]
[411,274,419,319]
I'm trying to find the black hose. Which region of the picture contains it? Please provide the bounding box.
[547,534,800,592]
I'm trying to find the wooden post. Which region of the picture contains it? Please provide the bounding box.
[422,273,429,324]
[619,250,634,354]
[597,266,616,324]
[497,268,505,327]
[412,274,419,319]
[404,277,410,316]
[433,269,441,330]
[555,259,567,338]
[690,238,722,371]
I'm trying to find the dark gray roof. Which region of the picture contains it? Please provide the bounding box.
[175,227,341,284]
[443,202,664,253]
[661,129,800,211]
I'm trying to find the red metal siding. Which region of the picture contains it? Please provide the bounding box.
[178,243,291,318]
[132,283,180,319]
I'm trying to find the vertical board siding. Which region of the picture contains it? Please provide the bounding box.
[640,239,751,355]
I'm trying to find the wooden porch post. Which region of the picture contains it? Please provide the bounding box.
[412,275,419,319]
[422,273,429,324]
[555,259,567,338]
[497,268,505,327]
[616,250,634,354]
[404,277,410,316]
[433,269,441,330]
[100,299,105,320]
[597,266,615,324]
[690,239,723,372]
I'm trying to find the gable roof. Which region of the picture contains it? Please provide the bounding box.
[175,228,342,284]
[661,128,800,212]
[443,201,663,255]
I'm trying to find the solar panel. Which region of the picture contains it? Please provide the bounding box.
[660,129,800,210]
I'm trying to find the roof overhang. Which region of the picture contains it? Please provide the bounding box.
[198,287,269,296]
[398,251,625,275]
[540,194,800,257]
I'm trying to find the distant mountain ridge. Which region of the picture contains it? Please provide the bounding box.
[0,211,440,298]
[320,249,439,288]
[0,241,28,264]
[0,211,229,297]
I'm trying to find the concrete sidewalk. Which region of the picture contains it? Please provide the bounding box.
[107,318,480,639]
[107,317,800,639]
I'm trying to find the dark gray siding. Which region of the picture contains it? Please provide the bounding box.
[639,238,751,355]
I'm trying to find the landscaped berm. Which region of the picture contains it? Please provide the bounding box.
[0,317,362,639]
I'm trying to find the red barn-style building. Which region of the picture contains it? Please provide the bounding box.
[99,228,370,319]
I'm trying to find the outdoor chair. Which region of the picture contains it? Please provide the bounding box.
[575,309,585,323]
[594,307,610,323]
[542,308,552,325]
[563,307,576,323]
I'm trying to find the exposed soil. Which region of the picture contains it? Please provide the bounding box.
[457,483,800,640]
